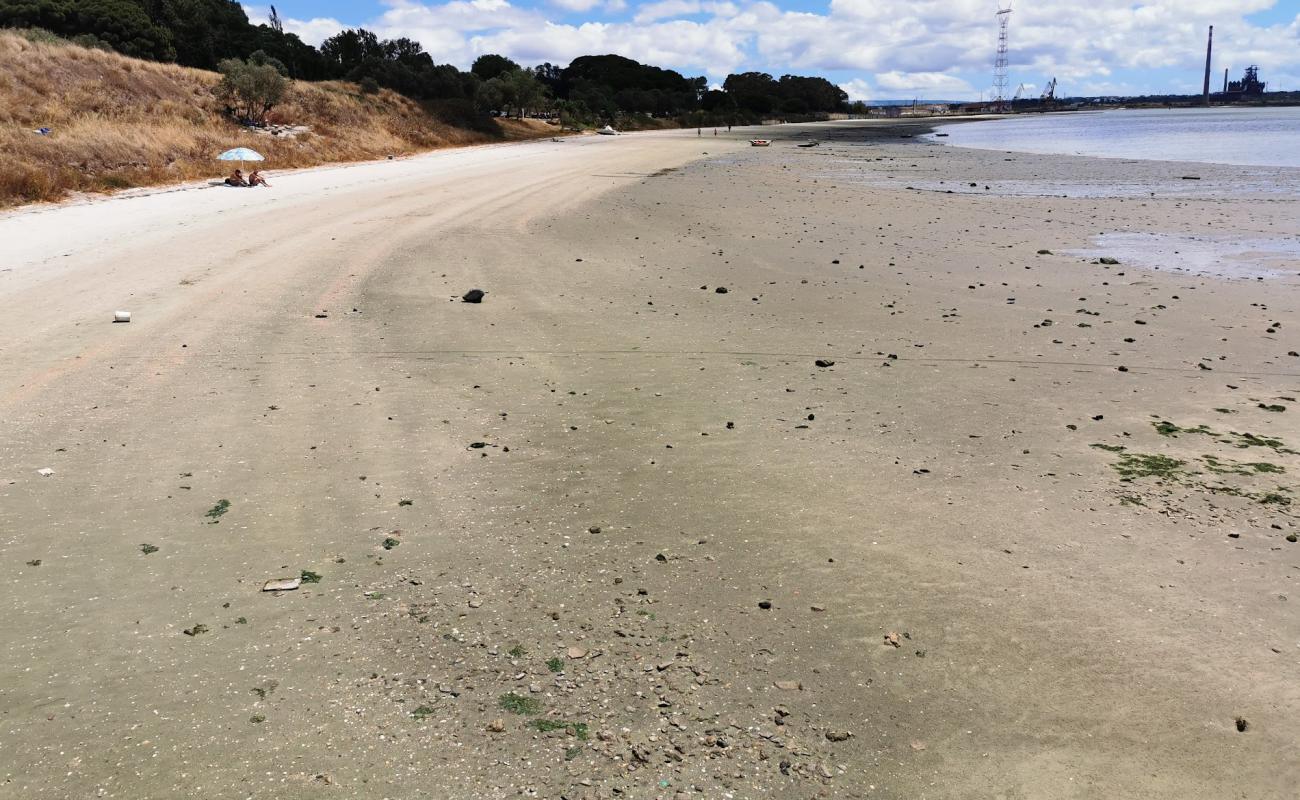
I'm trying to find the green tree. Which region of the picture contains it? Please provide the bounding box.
[503,68,547,117]
[476,68,547,118]
[722,72,778,115]
[0,0,177,60]
[476,76,505,114]
[248,48,288,76]
[471,53,519,82]
[216,57,288,124]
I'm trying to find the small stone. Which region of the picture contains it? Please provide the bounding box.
[1235,717,1249,732]
[825,729,852,742]
[884,632,901,648]
[588,525,602,534]
[462,289,485,303]
[810,604,826,612]
[468,598,482,609]
[715,286,728,294]
[486,718,506,732]
[773,680,802,691]
[815,359,835,368]
[758,600,772,610]
[566,646,588,659]
[910,739,928,751]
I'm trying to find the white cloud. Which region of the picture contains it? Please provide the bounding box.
[249,0,1300,98]
[633,0,738,24]
[473,19,747,76]
[875,70,974,96]
[242,4,345,46]
[838,77,874,101]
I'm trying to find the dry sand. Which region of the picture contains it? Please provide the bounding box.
[1,120,1298,799]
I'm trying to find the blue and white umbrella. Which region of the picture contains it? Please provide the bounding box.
[216,147,264,172]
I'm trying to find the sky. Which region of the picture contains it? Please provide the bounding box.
[243,0,1300,100]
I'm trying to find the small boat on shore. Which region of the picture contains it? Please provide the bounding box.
[797,140,819,148]
[750,139,771,147]
[597,125,620,135]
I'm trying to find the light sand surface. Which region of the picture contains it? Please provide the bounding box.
[2,120,1299,799]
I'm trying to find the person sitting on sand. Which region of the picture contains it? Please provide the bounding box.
[224,169,247,187]
[248,170,271,188]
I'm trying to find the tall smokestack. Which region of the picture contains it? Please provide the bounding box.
[1224,68,1228,93]
[1203,25,1213,105]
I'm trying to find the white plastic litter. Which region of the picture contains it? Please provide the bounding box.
[113,311,131,323]
[37,468,54,477]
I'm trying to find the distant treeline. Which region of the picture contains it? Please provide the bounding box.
[1,0,851,124]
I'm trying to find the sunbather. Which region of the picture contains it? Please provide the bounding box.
[248,170,271,187]
[224,169,247,187]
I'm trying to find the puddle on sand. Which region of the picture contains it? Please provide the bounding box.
[1067,232,1300,280]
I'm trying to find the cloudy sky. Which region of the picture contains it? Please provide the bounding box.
[244,0,1300,100]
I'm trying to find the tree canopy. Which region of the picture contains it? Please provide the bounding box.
[0,4,850,122]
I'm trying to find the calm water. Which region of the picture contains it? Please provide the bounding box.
[930,107,1300,168]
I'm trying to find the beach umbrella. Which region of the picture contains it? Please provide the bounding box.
[217,147,264,173]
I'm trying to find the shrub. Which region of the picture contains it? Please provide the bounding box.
[248,50,289,77]
[216,58,288,124]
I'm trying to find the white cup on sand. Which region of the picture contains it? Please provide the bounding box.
[113,311,131,323]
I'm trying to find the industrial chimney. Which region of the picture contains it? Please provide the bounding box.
[1203,25,1213,106]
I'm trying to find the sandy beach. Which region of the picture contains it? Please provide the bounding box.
[2,120,1298,799]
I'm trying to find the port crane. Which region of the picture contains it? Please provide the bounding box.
[1040,77,1057,101]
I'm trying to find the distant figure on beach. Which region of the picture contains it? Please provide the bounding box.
[248,170,271,188]
[224,169,247,187]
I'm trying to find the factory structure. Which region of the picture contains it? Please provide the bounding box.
[899,8,1286,117]
[1202,25,1269,104]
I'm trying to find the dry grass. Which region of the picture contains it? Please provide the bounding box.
[0,31,558,207]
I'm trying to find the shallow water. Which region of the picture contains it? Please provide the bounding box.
[929,107,1300,168]
[1066,232,1300,281]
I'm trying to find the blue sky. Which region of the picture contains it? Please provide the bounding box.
[245,1,1300,100]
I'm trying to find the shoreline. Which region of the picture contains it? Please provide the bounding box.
[926,106,1300,170]
[2,120,1298,798]
[0,118,960,220]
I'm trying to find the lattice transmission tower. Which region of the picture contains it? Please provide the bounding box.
[993,4,1012,112]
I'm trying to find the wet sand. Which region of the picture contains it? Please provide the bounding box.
[1,120,1298,799]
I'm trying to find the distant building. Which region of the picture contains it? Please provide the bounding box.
[1222,66,1267,100]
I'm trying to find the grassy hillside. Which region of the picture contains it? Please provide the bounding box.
[0,30,556,207]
